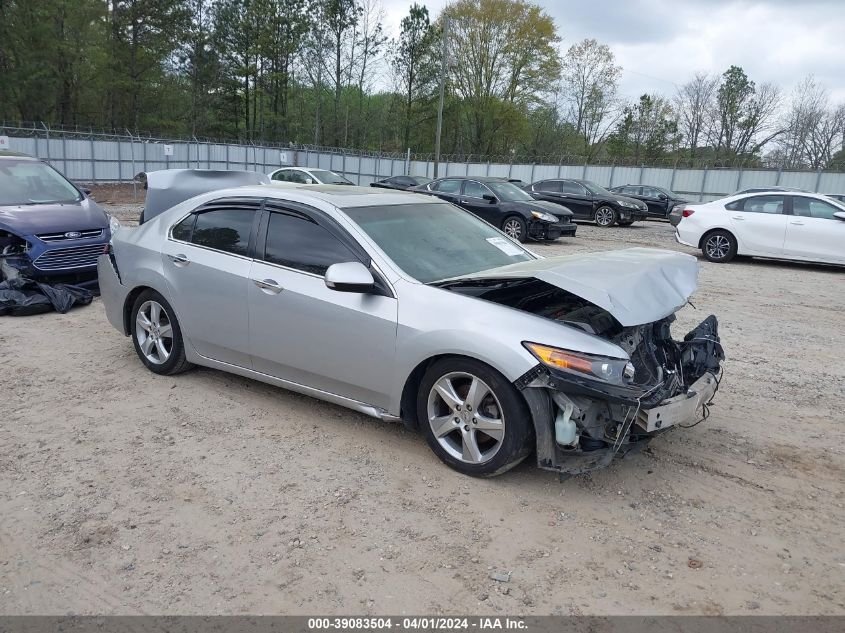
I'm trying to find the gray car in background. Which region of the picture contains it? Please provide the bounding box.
[98,181,724,477]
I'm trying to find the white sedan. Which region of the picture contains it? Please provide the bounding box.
[675,191,845,265]
[268,166,354,185]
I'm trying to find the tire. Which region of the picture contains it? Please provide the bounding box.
[130,289,193,375]
[701,229,738,263]
[594,206,617,227]
[138,209,145,225]
[417,358,534,477]
[501,216,528,242]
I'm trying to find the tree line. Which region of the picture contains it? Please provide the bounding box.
[1,0,843,169]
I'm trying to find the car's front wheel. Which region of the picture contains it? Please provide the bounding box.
[701,229,738,263]
[131,290,193,375]
[501,216,528,242]
[417,358,534,477]
[594,206,617,227]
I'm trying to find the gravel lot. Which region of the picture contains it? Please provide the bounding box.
[1,203,843,616]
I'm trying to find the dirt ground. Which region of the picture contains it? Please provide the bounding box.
[1,206,843,616]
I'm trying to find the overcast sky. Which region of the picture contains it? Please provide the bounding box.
[379,0,845,104]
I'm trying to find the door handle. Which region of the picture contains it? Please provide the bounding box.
[790,221,804,225]
[731,216,745,221]
[168,254,190,265]
[253,278,283,294]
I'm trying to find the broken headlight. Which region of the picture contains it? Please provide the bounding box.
[108,214,122,235]
[523,342,635,385]
[530,211,558,223]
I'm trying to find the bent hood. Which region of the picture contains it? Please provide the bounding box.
[451,248,699,326]
[138,169,270,220]
[0,198,109,236]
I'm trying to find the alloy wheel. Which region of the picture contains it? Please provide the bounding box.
[503,219,523,239]
[705,235,730,260]
[595,208,614,226]
[135,300,174,364]
[427,372,505,464]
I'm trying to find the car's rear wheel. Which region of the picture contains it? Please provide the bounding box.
[594,206,617,227]
[501,216,527,242]
[131,290,193,375]
[417,358,534,477]
[701,230,737,263]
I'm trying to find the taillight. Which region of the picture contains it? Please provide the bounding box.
[682,209,695,218]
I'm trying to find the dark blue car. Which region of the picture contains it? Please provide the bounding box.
[0,151,112,287]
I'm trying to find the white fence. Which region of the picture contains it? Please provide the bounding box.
[4,130,845,202]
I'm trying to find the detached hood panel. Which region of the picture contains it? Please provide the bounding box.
[139,169,270,220]
[454,248,699,326]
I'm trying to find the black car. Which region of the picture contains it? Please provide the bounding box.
[412,177,576,242]
[524,179,648,227]
[370,175,432,191]
[608,184,687,219]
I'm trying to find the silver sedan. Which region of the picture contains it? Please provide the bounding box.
[99,181,724,477]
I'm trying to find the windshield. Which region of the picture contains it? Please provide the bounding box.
[312,169,353,185]
[342,202,535,283]
[487,181,534,202]
[581,181,613,197]
[0,159,82,205]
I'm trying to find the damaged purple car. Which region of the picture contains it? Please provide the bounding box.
[0,151,114,287]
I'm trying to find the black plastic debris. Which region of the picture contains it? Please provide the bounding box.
[0,277,94,316]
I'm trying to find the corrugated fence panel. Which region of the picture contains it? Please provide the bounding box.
[6,133,845,201]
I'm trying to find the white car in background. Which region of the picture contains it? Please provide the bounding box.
[675,191,845,265]
[268,166,354,185]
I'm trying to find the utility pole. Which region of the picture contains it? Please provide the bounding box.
[433,17,449,179]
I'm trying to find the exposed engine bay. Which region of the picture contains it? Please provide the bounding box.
[441,277,725,475]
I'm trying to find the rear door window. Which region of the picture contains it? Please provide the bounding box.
[433,179,463,193]
[190,208,257,255]
[738,195,785,214]
[536,180,561,192]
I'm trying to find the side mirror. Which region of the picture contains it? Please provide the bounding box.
[658,193,668,201]
[483,194,497,203]
[325,262,375,293]
[834,212,845,222]
[304,178,314,184]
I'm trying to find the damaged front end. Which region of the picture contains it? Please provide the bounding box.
[438,249,725,476]
[516,312,723,475]
[0,229,33,280]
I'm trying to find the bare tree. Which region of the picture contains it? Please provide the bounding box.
[777,76,845,169]
[675,72,718,159]
[559,38,622,159]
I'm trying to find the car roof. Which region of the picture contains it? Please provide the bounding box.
[434,176,508,182]
[262,183,442,208]
[0,150,36,159]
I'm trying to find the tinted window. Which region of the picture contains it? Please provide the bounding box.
[463,180,491,198]
[643,187,662,198]
[392,176,413,186]
[622,186,641,195]
[536,180,561,193]
[792,196,840,220]
[740,195,785,214]
[264,212,358,275]
[271,170,290,182]
[433,179,462,193]
[288,170,311,183]
[561,180,587,195]
[171,214,195,241]
[191,209,255,255]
